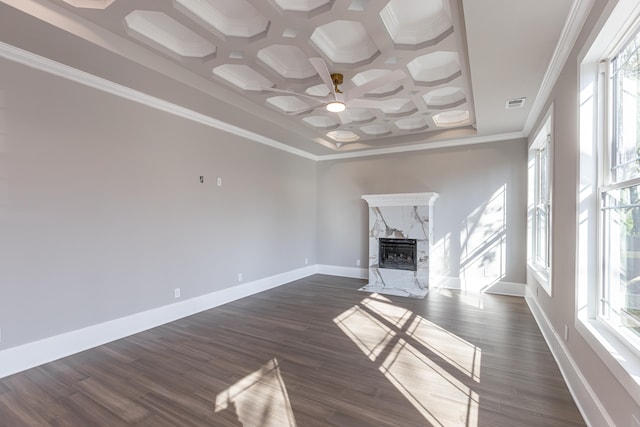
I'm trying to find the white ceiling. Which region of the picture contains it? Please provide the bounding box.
[0,0,578,157]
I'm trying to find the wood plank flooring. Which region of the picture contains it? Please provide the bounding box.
[0,275,585,426]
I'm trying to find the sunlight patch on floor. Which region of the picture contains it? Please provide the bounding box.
[407,316,482,382]
[214,358,297,427]
[334,302,397,362]
[335,295,481,426]
[381,338,480,426]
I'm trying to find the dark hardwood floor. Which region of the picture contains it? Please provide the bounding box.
[0,275,585,426]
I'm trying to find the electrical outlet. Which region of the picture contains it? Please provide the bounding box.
[304,258,308,265]
[174,288,181,299]
[217,177,222,187]
[199,176,204,183]
[356,259,361,266]
[564,325,569,342]
[238,273,243,282]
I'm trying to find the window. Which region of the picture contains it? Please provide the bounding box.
[599,28,640,350]
[577,0,640,401]
[528,109,553,294]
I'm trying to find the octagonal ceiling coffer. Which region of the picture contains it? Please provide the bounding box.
[174,0,269,40]
[257,45,317,80]
[433,110,470,127]
[213,64,273,91]
[310,20,379,65]
[360,124,391,136]
[303,115,339,129]
[342,108,375,124]
[327,130,360,142]
[273,0,334,15]
[423,87,466,109]
[380,0,452,48]
[378,99,417,116]
[351,70,403,97]
[395,117,428,131]
[407,51,461,86]
[61,0,115,8]
[124,10,217,58]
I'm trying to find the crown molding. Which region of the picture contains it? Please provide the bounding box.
[362,192,439,207]
[0,39,525,163]
[0,41,319,161]
[523,0,595,136]
[315,131,526,160]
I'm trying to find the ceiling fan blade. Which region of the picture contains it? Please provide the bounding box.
[345,69,407,101]
[309,57,337,99]
[260,87,327,104]
[283,105,321,115]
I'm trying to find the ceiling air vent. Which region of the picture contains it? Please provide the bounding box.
[505,97,526,109]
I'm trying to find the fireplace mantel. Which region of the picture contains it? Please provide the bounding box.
[361,192,438,207]
[360,192,439,299]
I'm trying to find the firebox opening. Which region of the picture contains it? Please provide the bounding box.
[379,238,417,271]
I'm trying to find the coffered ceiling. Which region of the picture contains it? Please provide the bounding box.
[0,0,581,157]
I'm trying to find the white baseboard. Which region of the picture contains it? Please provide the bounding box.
[0,265,317,379]
[316,264,368,279]
[431,276,526,297]
[524,287,614,427]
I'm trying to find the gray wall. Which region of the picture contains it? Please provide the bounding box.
[317,140,528,287]
[0,57,317,350]
[526,0,640,424]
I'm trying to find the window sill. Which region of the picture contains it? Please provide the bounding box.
[575,315,640,406]
[528,262,552,296]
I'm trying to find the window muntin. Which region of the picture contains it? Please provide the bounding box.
[599,27,640,351]
[535,140,551,270]
[601,185,640,345]
[610,31,640,184]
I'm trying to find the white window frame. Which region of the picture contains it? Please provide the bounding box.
[577,0,640,405]
[599,36,640,352]
[528,106,553,296]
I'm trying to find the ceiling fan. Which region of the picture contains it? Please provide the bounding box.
[263,57,407,115]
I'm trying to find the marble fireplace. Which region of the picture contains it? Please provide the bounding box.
[360,192,438,298]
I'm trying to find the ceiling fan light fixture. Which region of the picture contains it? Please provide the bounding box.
[326,101,346,112]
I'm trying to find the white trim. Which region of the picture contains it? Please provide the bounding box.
[482,281,526,297]
[317,132,526,161]
[0,265,317,379]
[523,0,595,136]
[431,276,526,297]
[525,287,615,427]
[575,317,640,407]
[528,263,551,294]
[0,41,319,162]
[316,265,369,279]
[361,192,439,207]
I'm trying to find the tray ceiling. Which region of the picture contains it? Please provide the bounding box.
[0,0,578,156]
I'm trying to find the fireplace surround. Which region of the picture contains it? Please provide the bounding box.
[360,192,438,298]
